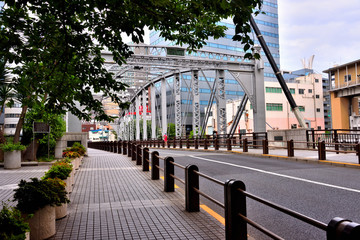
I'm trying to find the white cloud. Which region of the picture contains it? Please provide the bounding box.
[278,0,360,74]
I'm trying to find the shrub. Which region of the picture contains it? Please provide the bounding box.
[0,141,26,152]
[13,178,69,214]
[0,202,30,240]
[62,151,80,159]
[43,162,72,180]
[70,142,86,156]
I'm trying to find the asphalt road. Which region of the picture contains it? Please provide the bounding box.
[154,149,360,240]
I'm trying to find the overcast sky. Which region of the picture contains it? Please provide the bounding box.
[278,0,360,75]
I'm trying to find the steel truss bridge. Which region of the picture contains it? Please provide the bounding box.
[103,44,266,140]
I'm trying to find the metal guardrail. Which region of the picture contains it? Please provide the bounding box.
[89,141,360,240]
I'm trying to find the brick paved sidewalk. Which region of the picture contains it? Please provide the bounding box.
[52,149,225,240]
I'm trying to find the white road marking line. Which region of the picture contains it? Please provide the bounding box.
[189,155,360,194]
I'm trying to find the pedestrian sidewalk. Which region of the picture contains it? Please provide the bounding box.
[51,149,225,239]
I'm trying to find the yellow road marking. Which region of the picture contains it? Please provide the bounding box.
[160,176,179,188]
[319,160,360,166]
[200,204,225,225]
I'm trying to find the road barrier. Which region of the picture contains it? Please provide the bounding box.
[88,141,360,240]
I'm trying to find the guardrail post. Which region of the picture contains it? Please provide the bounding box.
[263,139,269,154]
[227,138,232,151]
[162,140,165,148]
[164,157,175,192]
[287,140,294,157]
[173,138,176,148]
[215,137,219,151]
[185,164,199,212]
[151,151,159,180]
[123,141,127,155]
[357,144,360,164]
[335,140,339,154]
[131,144,137,161]
[114,141,117,153]
[204,137,208,150]
[117,141,122,154]
[195,138,199,149]
[179,138,183,149]
[243,138,248,152]
[186,138,190,149]
[127,141,132,157]
[225,179,247,240]
[312,129,316,149]
[318,141,326,160]
[142,147,149,171]
[136,145,142,165]
[327,217,360,240]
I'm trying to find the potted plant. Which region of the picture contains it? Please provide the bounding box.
[13,178,69,240]
[62,150,81,170]
[43,161,73,219]
[0,202,30,240]
[0,141,26,169]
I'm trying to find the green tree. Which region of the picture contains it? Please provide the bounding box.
[22,104,66,160]
[0,0,262,143]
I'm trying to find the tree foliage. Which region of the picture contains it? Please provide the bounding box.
[0,0,262,142]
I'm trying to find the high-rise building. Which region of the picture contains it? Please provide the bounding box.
[149,1,280,135]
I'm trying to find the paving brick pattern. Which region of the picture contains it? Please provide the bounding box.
[0,166,49,205]
[52,149,225,240]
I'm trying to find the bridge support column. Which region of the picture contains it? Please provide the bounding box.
[161,78,167,137]
[216,70,227,135]
[136,96,140,140]
[142,90,148,140]
[253,46,266,132]
[151,84,156,139]
[174,73,182,137]
[192,70,200,137]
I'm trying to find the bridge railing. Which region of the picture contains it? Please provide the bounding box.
[88,141,360,240]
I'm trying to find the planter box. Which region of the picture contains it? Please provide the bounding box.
[4,150,22,169]
[26,205,55,240]
[55,203,67,220]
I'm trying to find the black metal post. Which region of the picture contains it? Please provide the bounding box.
[227,138,232,151]
[136,145,142,165]
[123,141,127,155]
[263,139,269,154]
[243,138,248,152]
[195,138,198,149]
[164,157,174,192]
[287,140,294,157]
[142,147,149,171]
[151,151,159,180]
[215,137,219,150]
[131,144,136,161]
[179,138,183,148]
[186,138,190,149]
[225,179,247,240]
[185,164,199,212]
[127,141,132,157]
[204,137,208,150]
[327,217,360,240]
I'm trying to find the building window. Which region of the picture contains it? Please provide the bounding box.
[299,89,305,94]
[316,108,321,112]
[308,89,312,93]
[299,106,305,112]
[344,75,352,82]
[4,124,17,128]
[291,124,297,129]
[317,126,322,130]
[266,103,283,111]
[290,88,295,94]
[265,87,282,93]
[316,95,320,99]
[315,79,319,83]
[5,114,21,118]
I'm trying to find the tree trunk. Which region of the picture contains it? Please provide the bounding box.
[14,105,28,143]
[23,139,40,161]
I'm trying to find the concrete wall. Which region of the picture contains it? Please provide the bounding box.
[55,132,88,159]
[267,128,308,149]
